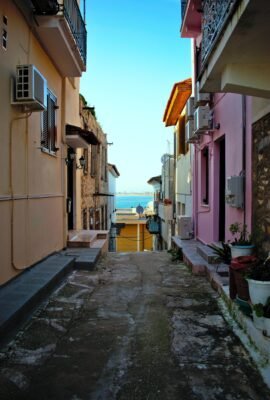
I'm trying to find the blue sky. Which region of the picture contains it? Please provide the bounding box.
[80,0,191,192]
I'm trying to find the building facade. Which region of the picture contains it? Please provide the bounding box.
[180,0,256,247]
[0,0,87,285]
[163,79,193,239]
[108,164,120,251]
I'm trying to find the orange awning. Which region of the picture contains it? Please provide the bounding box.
[163,78,192,127]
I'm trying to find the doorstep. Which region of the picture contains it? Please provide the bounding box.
[172,236,229,289]
[0,247,103,347]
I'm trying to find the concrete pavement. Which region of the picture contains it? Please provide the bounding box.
[0,251,270,399]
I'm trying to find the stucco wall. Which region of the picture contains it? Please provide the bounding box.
[0,2,67,284]
[195,93,250,244]
[176,153,192,217]
[116,224,152,252]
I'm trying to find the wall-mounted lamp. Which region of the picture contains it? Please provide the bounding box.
[65,148,76,165]
[76,156,86,169]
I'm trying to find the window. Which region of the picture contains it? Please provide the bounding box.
[177,116,187,156]
[83,148,88,175]
[41,90,57,153]
[95,209,100,230]
[2,15,7,50]
[201,147,209,205]
[101,147,107,181]
[90,144,98,177]
[82,208,87,229]
[89,208,94,229]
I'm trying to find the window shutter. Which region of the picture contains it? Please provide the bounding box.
[41,90,57,152]
[41,97,49,149]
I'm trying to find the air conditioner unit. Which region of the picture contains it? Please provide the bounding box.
[185,120,194,141]
[186,97,194,120]
[194,105,210,132]
[12,65,47,111]
[226,176,244,208]
[195,81,210,106]
[177,216,192,239]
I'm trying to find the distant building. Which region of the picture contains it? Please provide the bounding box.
[108,164,120,251]
[116,209,153,252]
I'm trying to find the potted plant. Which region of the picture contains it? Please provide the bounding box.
[207,242,232,265]
[229,222,255,258]
[251,297,270,334]
[246,257,270,305]
[263,297,270,336]
[252,303,265,330]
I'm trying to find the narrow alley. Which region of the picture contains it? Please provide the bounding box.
[0,252,269,400]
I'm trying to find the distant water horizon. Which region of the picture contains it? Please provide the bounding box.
[116,195,153,209]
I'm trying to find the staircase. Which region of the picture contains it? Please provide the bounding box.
[172,236,229,290]
[67,230,109,253]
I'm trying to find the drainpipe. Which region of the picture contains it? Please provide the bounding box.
[194,144,198,238]
[62,78,68,246]
[242,95,246,227]
[173,132,176,238]
[10,112,32,270]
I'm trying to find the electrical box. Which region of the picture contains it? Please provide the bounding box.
[177,216,192,239]
[12,65,47,111]
[226,176,244,208]
[186,97,194,120]
[195,81,210,106]
[194,105,210,132]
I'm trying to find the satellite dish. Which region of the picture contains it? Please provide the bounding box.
[136,204,144,215]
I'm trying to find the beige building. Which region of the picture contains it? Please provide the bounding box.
[0,0,87,285]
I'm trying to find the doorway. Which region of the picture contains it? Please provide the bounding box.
[67,148,74,230]
[219,137,226,241]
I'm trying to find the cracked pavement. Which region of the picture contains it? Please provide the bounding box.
[0,251,270,399]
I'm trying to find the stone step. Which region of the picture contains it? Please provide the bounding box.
[0,253,74,346]
[197,243,221,264]
[61,248,101,270]
[91,238,109,254]
[172,236,230,292]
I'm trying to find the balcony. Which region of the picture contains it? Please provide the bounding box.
[180,0,202,38]
[32,0,87,77]
[199,0,270,98]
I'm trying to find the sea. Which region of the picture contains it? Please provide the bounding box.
[116,195,153,209]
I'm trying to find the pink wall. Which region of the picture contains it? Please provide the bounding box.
[194,93,253,244]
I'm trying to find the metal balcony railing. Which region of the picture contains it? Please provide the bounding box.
[181,0,188,21]
[32,0,87,66]
[63,0,87,66]
[200,0,239,68]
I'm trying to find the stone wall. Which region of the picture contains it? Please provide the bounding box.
[252,112,270,258]
[79,97,109,230]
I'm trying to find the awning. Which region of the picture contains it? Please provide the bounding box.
[163,78,192,127]
[66,124,100,148]
[147,175,161,185]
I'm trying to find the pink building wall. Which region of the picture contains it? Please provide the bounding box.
[193,93,253,244]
